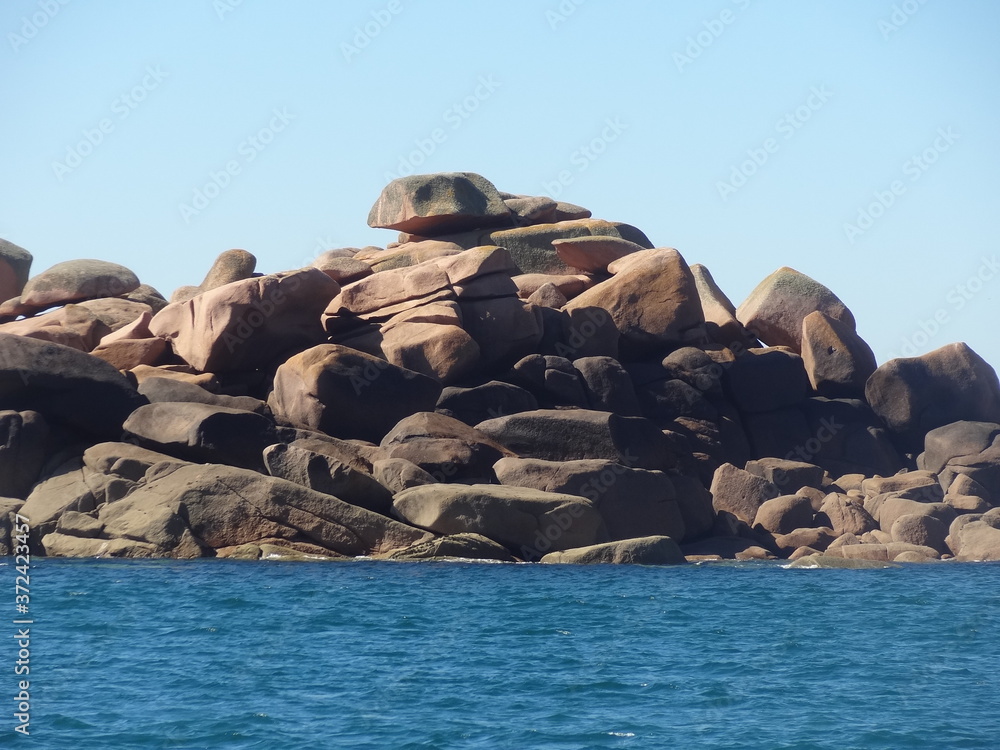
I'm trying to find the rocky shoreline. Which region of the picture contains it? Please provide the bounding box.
[2,171,999,565]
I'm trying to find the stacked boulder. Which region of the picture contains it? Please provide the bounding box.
[1,172,999,564]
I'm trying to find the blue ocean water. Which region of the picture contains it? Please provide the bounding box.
[7,558,1000,749]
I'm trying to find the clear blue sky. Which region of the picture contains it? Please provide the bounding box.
[2,0,998,367]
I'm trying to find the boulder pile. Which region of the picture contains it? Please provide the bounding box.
[2,173,999,564]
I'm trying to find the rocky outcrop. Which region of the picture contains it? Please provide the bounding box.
[1,171,998,565]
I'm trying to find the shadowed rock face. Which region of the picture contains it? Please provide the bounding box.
[866,343,1000,451]
[0,333,147,439]
[3,171,1000,564]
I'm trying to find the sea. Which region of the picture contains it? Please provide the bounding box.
[6,557,1000,749]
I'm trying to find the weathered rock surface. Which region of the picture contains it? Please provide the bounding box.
[476,409,676,471]
[151,268,339,373]
[736,267,855,352]
[709,462,779,526]
[123,402,277,471]
[268,344,441,443]
[20,259,140,311]
[368,173,514,235]
[0,238,32,305]
[866,343,1000,451]
[391,483,606,559]
[0,334,146,438]
[541,535,686,565]
[493,456,687,542]
[800,311,876,398]
[0,410,49,499]
[564,248,704,357]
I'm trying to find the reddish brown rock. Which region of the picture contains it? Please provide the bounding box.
[691,263,757,349]
[551,236,645,273]
[151,268,338,373]
[865,343,1000,451]
[564,248,704,357]
[709,462,779,526]
[800,311,877,398]
[815,493,878,536]
[513,273,593,300]
[90,311,167,370]
[736,267,855,352]
[752,495,814,535]
[0,305,110,351]
[268,344,441,444]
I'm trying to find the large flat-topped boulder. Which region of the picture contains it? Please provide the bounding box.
[391,483,606,558]
[736,266,855,352]
[367,172,514,235]
[20,259,140,311]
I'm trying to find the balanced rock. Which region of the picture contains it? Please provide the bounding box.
[736,267,855,352]
[20,259,140,311]
[865,343,1000,450]
[800,311,877,398]
[367,172,513,236]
